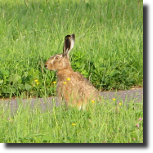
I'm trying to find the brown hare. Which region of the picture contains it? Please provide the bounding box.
[45,34,100,109]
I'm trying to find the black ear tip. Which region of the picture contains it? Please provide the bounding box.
[71,34,75,39]
[65,34,75,39]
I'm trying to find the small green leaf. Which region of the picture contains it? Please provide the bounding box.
[25,84,32,90]
[0,80,3,84]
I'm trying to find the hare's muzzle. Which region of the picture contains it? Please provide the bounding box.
[44,64,47,68]
[44,62,49,69]
[44,64,50,70]
[44,61,54,71]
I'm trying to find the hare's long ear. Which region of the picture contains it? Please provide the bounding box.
[63,34,75,58]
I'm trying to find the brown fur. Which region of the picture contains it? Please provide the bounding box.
[45,34,100,109]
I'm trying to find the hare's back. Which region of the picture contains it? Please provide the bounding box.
[73,72,98,96]
[73,72,93,86]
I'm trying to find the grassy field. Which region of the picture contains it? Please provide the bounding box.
[0,0,143,98]
[0,97,143,143]
[0,0,143,143]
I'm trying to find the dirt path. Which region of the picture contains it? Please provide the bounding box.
[100,88,143,103]
[0,88,143,113]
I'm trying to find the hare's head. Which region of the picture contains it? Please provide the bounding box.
[45,34,75,71]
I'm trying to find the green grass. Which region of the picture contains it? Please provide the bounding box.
[0,0,143,98]
[0,97,143,143]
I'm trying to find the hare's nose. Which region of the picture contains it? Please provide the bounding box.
[45,64,47,68]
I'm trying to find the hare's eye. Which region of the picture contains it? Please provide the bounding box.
[55,56,59,60]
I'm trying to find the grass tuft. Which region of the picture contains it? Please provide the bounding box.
[0,97,143,143]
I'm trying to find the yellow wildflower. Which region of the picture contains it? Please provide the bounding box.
[72,123,76,126]
[91,100,95,103]
[66,78,71,81]
[34,79,38,82]
[53,81,56,84]
[63,82,67,84]
[119,102,122,106]
[112,98,116,101]
[34,79,39,85]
